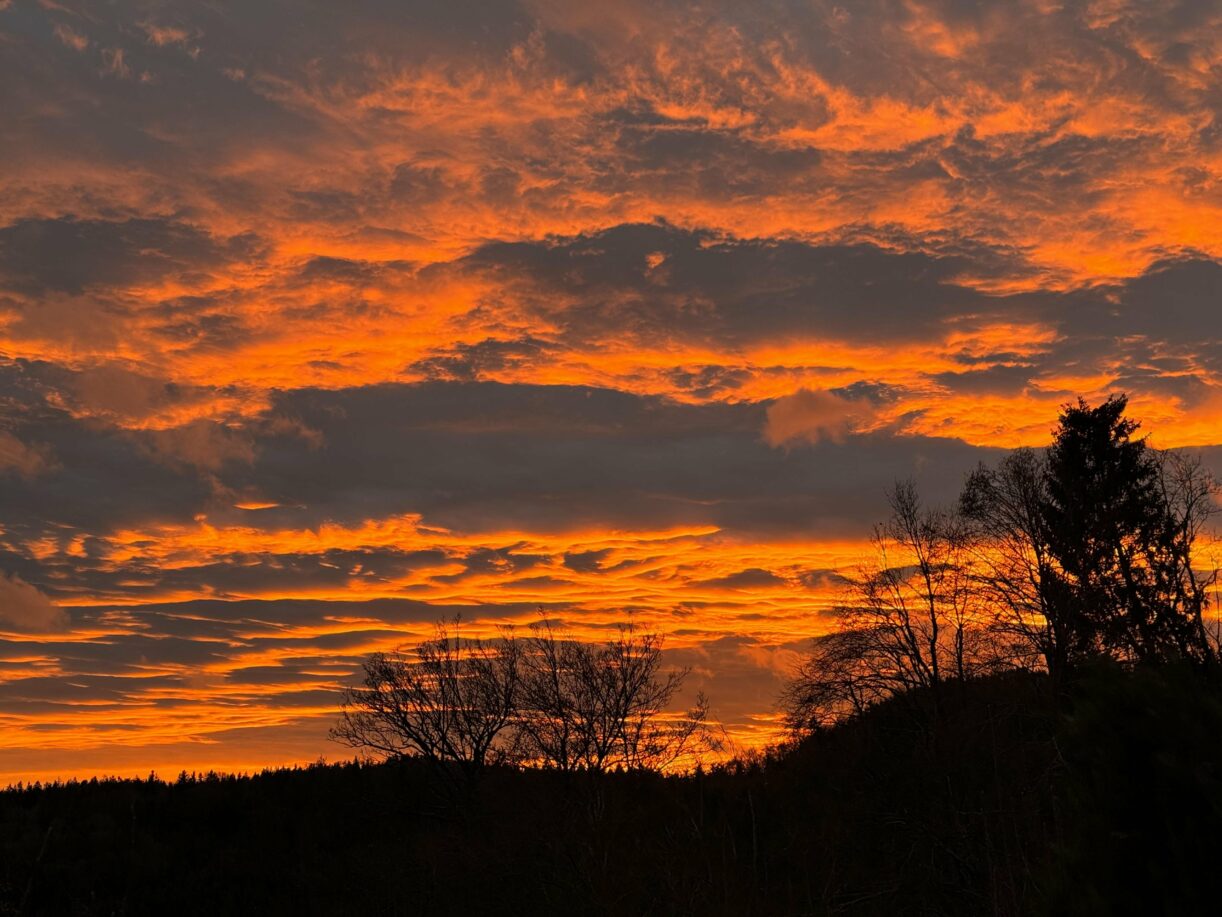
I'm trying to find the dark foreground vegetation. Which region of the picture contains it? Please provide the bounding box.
[4,395,1219,915]
[3,664,1222,915]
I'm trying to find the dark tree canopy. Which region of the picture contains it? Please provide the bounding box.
[792,394,1219,732]
[1040,395,1215,667]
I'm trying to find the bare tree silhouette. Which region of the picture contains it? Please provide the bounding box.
[334,616,718,780]
[960,448,1066,676]
[782,480,1007,732]
[330,617,521,787]
[517,619,717,772]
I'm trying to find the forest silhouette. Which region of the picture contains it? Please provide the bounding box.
[2,395,1220,915]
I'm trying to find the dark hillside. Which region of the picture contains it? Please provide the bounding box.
[3,667,1218,915]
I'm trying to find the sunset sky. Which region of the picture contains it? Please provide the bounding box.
[1,0,1220,783]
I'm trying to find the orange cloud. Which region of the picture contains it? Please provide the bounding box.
[764,389,883,446]
[0,431,54,476]
[0,574,67,633]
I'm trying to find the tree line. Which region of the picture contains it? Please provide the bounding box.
[782,394,1219,732]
